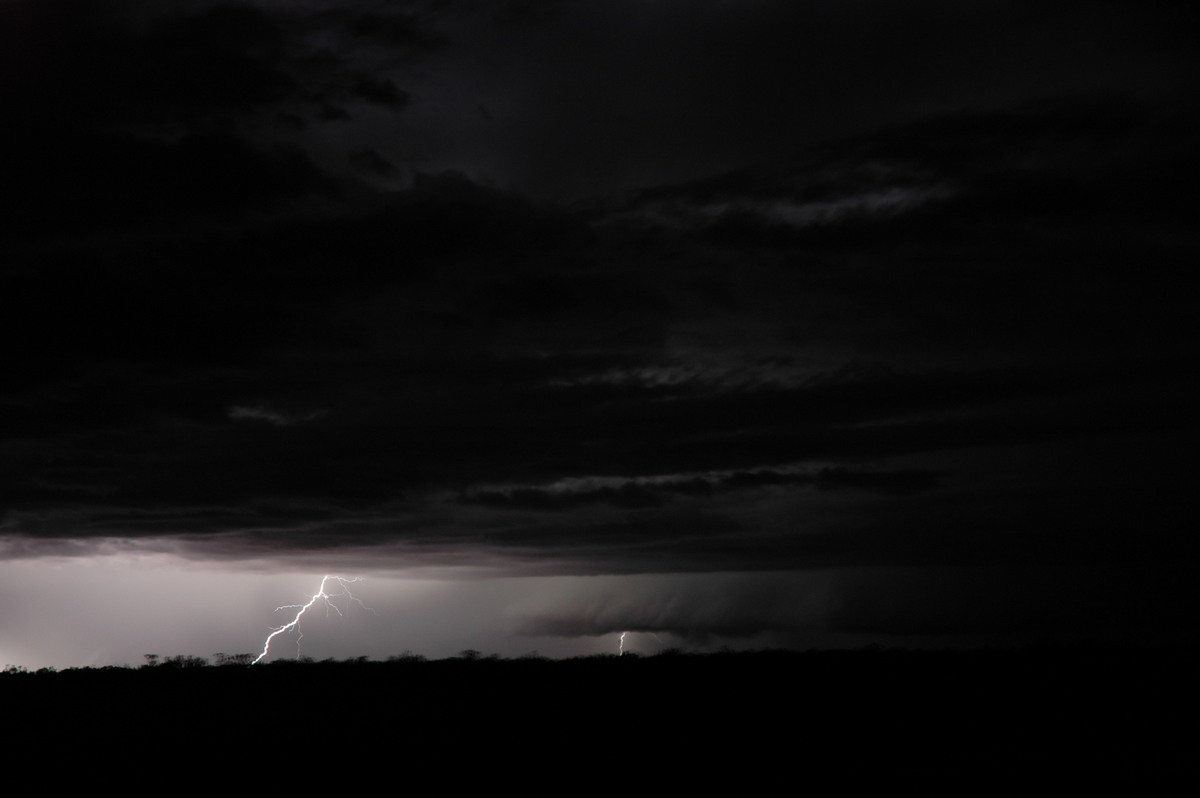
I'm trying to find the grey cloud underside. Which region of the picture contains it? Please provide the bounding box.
[507,564,1197,642]
[2,1,1196,611]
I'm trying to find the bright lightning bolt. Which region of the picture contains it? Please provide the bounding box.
[253,575,376,665]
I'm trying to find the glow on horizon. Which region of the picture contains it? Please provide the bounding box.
[1,556,804,670]
[0,556,643,669]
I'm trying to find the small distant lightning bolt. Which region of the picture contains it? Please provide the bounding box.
[253,575,376,665]
[618,630,668,655]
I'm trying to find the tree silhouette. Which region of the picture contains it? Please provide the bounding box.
[213,652,254,666]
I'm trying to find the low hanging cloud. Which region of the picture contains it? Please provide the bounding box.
[506,565,1199,643]
[504,572,840,642]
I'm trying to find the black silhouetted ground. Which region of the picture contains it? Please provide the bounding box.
[5,646,1196,793]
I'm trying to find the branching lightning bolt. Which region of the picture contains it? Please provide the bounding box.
[253,575,376,665]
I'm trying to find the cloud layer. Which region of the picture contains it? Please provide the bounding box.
[2,0,1197,651]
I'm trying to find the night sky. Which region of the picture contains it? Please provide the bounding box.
[2,0,1197,668]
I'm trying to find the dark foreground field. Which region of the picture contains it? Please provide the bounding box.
[6,646,1196,793]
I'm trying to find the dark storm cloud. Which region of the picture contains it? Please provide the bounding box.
[350,77,411,109]
[0,0,449,243]
[394,0,1200,198]
[305,3,450,52]
[347,147,400,176]
[2,0,1197,647]
[5,95,1193,562]
[0,0,444,125]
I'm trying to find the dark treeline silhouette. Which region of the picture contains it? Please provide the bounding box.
[5,645,1195,793]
